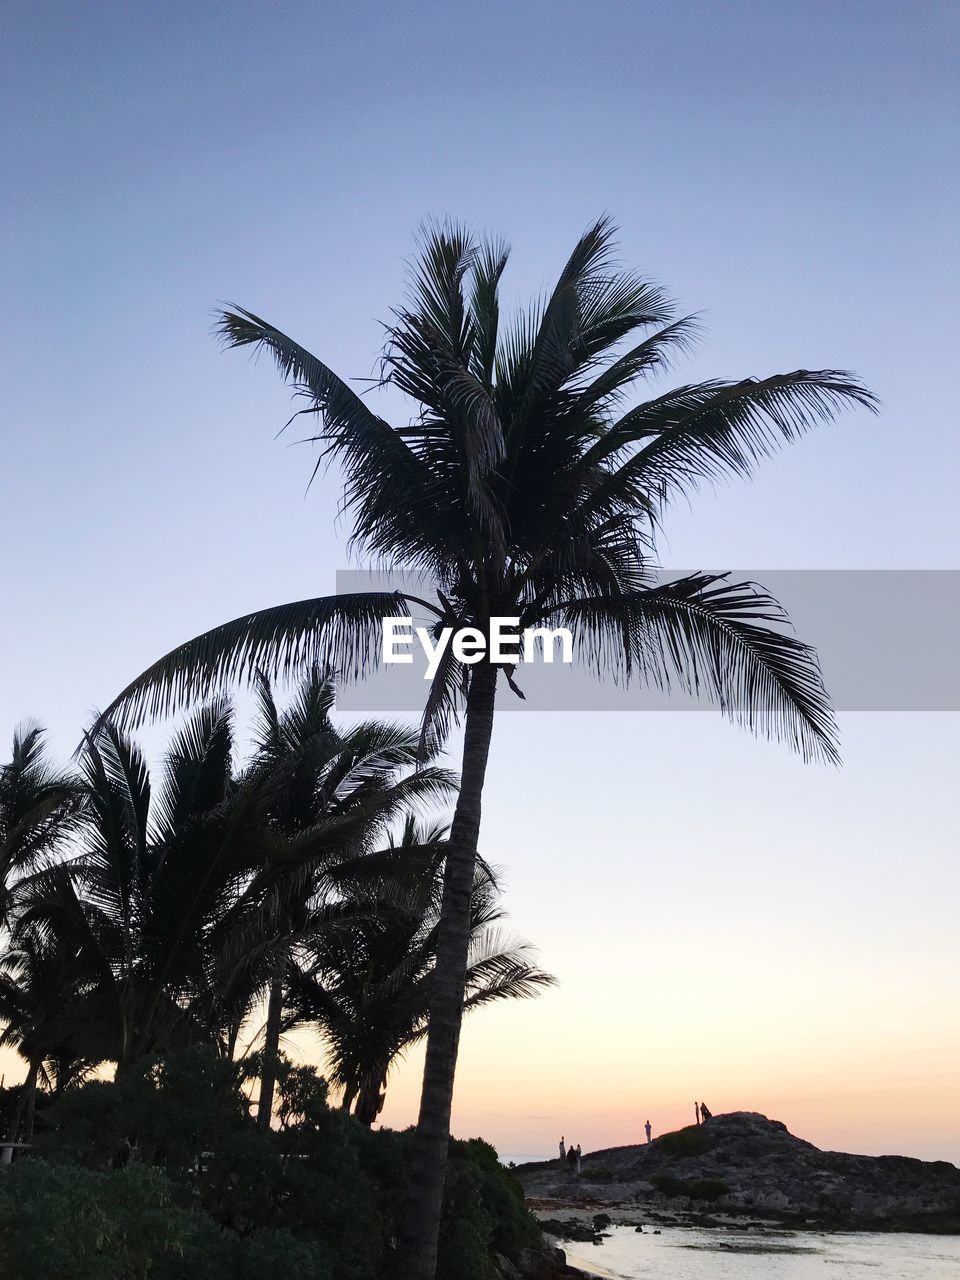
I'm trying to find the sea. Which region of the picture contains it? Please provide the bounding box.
[496,1155,960,1278]
[559,1225,960,1279]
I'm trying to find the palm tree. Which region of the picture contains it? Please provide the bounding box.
[95,218,876,1277]
[0,723,80,926]
[0,924,95,1151]
[13,705,281,1070]
[242,668,456,1129]
[289,829,554,1125]
[5,689,453,1107]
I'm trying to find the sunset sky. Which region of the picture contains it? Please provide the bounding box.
[1,2,957,1162]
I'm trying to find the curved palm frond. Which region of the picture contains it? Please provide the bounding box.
[578,370,878,515]
[96,591,410,732]
[0,724,83,917]
[550,572,839,763]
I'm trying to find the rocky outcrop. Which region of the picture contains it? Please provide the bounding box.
[503,1241,592,1278]
[515,1112,960,1233]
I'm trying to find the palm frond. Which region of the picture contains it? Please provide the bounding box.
[552,573,840,763]
[569,315,702,413]
[152,699,234,839]
[96,591,410,730]
[468,237,510,387]
[1,724,83,905]
[216,304,423,480]
[269,768,457,866]
[584,370,879,508]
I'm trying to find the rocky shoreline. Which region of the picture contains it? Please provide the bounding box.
[514,1112,960,1240]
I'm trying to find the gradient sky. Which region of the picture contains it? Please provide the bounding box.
[2,2,958,1161]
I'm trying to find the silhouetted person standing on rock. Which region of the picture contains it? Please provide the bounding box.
[699,1102,712,1121]
[574,1143,581,1174]
[566,1145,577,1173]
[559,1136,565,1162]
[695,1101,701,1125]
[645,1120,652,1143]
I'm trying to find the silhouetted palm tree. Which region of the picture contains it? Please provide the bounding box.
[0,925,95,1147]
[243,669,456,1128]
[0,724,81,926]
[95,218,876,1277]
[13,705,280,1069]
[3,689,453,1111]
[289,820,553,1125]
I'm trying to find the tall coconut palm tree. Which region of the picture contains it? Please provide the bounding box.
[95,218,876,1277]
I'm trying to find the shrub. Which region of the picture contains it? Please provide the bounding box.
[654,1125,710,1159]
[689,1178,729,1201]
[649,1173,729,1201]
[452,1139,540,1261]
[649,1173,687,1198]
[36,1047,248,1176]
[10,1049,543,1280]
[0,1158,348,1280]
[1,1160,201,1280]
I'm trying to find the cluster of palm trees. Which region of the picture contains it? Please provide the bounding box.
[0,671,553,1150]
[8,216,875,1277]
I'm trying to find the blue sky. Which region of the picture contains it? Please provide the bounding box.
[1,1,958,1157]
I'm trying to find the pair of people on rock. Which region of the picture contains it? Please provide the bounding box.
[558,1136,581,1172]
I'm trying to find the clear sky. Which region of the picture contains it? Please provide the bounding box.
[2,1,958,1160]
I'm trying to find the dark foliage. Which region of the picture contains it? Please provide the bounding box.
[649,1172,730,1201]
[654,1124,711,1158]
[2,1048,539,1280]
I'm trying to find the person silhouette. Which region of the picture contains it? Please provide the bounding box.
[559,1135,566,1161]
[574,1143,582,1174]
[645,1120,652,1143]
[699,1102,712,1121]
[566,1144,577,1172]
[695,1101,701,1125]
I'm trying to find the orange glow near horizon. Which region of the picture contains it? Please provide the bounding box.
[3,719,957,1169]
[3,983,958,1165]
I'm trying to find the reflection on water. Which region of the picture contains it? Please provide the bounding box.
[562,1224,960,1279]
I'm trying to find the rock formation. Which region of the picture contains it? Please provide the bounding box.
[515,1111,960,1233]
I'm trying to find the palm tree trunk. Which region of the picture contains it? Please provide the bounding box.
[395,662,498,1280]
[225,1019,241,1060]
[21,1059,41,1146]
[3,1060,39,1161]
[257,970,284,1130]
[354,1080,384,1127]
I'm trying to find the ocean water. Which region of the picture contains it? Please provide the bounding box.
[561,1224,960,1279]
[500,1152,549,1167]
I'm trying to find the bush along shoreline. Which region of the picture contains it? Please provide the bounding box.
[0,1048,577,1280]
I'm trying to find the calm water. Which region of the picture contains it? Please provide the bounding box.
[562,1225,960,1279]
